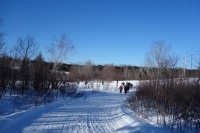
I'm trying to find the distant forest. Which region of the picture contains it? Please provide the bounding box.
[61,62,197,81]
[0,55,197,83]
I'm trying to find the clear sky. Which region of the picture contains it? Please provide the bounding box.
[1,0,200,66]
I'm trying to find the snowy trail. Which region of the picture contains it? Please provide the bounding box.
[0,91,170,133]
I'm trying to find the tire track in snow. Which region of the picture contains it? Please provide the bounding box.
[85,94,122,133]
[89,105,111,133]
[59,101,88,133]
[97,104,115,133]
[104,101,124,132]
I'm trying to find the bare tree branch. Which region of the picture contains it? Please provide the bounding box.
[15,36,38,60]
[49,33,74,71]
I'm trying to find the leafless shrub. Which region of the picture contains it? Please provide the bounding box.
[128,79,200,131]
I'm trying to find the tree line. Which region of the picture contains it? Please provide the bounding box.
[0,22,76,99]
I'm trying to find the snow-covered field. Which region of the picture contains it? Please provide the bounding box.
[0,81,171,133]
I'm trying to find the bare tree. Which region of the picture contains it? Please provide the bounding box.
[15,36,38,93]
[15,36,38,60]
[187,49,198,70]
[47,33,74,96]
[145,41,171,79]
[144,41,180,124]
[31,53,49,94]
[49,34,74,71]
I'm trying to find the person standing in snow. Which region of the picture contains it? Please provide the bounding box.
[127,82,131,93]
[124,83,128,94]
[122,81,125,87]
[85,80,88,88]
[119,85,123,93]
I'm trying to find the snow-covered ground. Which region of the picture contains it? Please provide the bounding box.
[0,81,171,133]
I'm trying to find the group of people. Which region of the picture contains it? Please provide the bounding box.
[84,80,133,94]
[119,82,133,94]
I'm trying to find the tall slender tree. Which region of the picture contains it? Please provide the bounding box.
[49,34,74,71]
[15,36,38,93]
[48,34,74,89]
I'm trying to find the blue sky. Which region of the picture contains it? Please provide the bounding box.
[1,0,200,66]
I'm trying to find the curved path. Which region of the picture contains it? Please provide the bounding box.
[1,91,170,133]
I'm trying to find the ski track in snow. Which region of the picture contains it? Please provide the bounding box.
[0,91,170,133]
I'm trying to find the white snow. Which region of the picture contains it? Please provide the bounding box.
[0,81,171,133]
